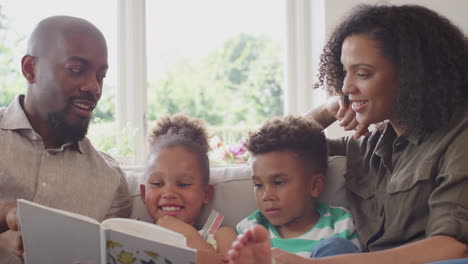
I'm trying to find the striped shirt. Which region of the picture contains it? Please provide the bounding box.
[236,202,361,258]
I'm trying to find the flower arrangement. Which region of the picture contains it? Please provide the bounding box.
[209,136,250,165]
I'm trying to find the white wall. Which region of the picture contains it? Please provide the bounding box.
[320,0,468,138]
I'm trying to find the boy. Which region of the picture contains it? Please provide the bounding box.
[235,115,360,258]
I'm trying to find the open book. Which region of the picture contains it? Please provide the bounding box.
[17,199,196,264]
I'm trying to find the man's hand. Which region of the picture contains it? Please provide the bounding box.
[12,231,23,255]
[6,205,19,232]
[1,202,23,255]
[1,202,19,233]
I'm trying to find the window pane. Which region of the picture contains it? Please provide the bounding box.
[146,0,285,164]
[0,0,121,159]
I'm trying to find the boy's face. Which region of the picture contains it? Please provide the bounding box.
[140,145,212,226]
[251,151,324,233]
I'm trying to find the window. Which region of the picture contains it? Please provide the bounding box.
[0,0,322,166]
[146,0,285,164]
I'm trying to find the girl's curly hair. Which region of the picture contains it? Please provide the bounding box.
[149,114,210,184]
[315,4,468,136]
[245,115,327,174]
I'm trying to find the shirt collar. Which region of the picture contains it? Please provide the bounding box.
[0,94,84,154]
[0,95,33,130]
[375,122,396,157]
[375,122,424,150]
[404,132,423,145]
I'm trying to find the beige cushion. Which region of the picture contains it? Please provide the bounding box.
[125,156,347,229]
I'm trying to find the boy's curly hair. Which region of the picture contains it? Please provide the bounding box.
[149,114,210,184]
[245,115,327,174]
[315,4,468,136]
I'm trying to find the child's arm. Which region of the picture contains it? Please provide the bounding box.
[214,226,237,254]
[156,215,215,252]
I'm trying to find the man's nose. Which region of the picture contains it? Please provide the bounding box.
[80,75,101,96]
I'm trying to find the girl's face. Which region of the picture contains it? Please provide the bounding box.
[141,145,212,226]
[340,34,400,132]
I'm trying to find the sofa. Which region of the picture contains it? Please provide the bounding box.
[124,156,348,229]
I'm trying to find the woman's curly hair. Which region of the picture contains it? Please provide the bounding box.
[149,114,210,184]
[245,115,327,174]
[315,4,468,136]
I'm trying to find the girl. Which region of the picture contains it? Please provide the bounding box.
[140,114,237,262]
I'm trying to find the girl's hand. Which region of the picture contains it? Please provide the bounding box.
[156,215,199,238]
[157,215,216,254]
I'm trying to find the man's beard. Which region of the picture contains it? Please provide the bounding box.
[48,108,91,144]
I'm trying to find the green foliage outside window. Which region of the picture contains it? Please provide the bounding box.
[0,5,25,108]
[147,33,284,133]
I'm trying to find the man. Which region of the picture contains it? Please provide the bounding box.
[0,16,132,263]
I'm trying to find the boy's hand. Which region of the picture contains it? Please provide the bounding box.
[157,215,199,238]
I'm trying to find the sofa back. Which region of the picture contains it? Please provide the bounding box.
[124,156,347,229]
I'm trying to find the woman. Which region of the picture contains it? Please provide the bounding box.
[227,4,468,264]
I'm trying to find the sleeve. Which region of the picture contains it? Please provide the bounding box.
[426,127,468,243]
[327,137,349,157]
[235,210,262,234]
[104,168,132,219]
[343,212,362,251]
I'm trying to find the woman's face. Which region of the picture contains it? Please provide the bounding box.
[340,34,399,129]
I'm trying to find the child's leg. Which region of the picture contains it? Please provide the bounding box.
[227,225,272,264]
[310,237,360,258]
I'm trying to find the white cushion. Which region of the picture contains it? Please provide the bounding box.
[125,156,347,229]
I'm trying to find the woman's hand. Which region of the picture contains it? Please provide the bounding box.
[326,96,370,139]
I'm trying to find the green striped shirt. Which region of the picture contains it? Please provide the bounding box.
[236,202,361,258]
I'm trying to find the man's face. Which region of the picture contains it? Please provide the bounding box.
[33,32,108,142]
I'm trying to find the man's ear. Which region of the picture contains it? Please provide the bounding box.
[139,184,146,203]
[203,184,215,205]
[21,55,36,84]
[309,173,325,198]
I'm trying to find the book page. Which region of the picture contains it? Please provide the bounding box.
[17,199,103,264]
[101,218,186,247]
[102,219,196,264]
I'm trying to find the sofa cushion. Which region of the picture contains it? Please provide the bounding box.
[124,156,347,229]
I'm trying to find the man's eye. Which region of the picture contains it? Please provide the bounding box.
[69,68,82,73]
[254,183,263,189]
[274,180,286,186]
